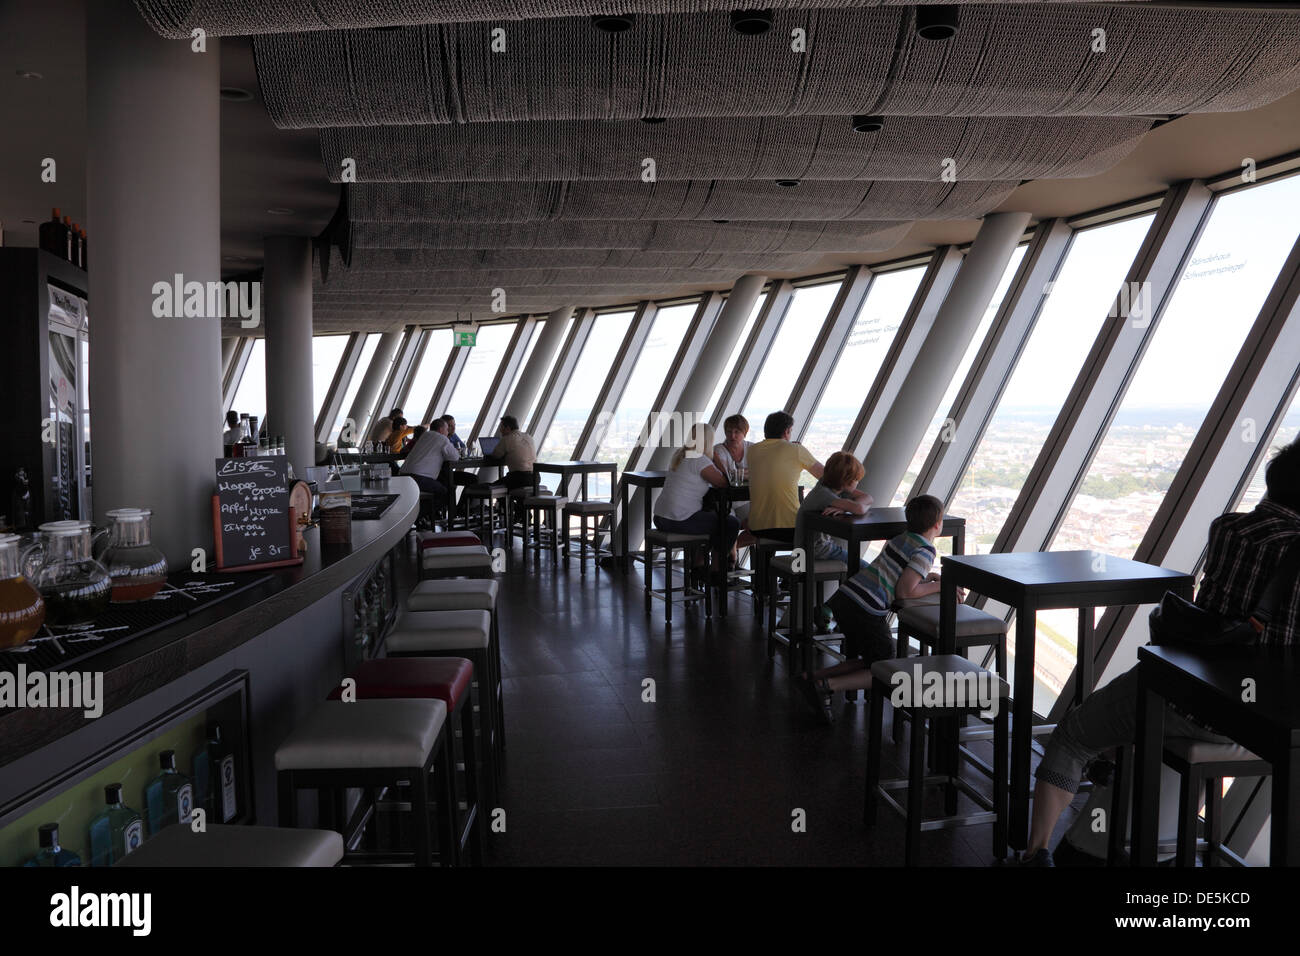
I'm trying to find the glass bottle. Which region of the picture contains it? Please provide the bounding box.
[145,750,195,834]
[208,724,238,823]
[23,823,81,867]
[95,508,168,603]
[88,783,144,865]
[0,533,45,648]
[39,208,67,258]
[21,521,112,626]
[259,436,270,457]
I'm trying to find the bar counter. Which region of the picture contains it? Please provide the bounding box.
[0,478,419,820]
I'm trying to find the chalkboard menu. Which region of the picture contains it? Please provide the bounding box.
[211,458,302,571]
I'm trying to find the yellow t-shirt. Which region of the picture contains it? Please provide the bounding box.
[747,439,818,531]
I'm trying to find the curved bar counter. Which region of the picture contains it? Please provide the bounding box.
[0,478,420,822]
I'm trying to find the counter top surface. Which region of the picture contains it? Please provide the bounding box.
[0,478,420,766]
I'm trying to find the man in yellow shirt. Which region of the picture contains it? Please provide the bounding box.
[746,411,824,542]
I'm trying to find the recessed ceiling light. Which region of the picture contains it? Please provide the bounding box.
[641,116,666,124]
[713,219,730,224]
[915,5,960,41]
[852,115,884,133]
[220,87,253,102]
[16,69,43,80]
[730,10,773,35]
[775,179,800,188]
[266,207,295,216]
[591,14,635,32]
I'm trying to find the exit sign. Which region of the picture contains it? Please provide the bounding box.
[453,324,477,347]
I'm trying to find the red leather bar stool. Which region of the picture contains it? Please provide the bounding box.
[385,609,503,799]
[275,699,455,867]
[329,658,484,866]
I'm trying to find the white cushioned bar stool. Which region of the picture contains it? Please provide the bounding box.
[275,699,455,867]
[386,609,503,799]
[643,530,712,624]
[420,544,493,581]
[865,654,1009,867]
[892,603,1009,749]
[115,823,344,867]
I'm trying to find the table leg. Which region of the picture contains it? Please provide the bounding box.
[1131,666,1164,866]
[1272,748,1298,866]
[1076,607,1094,707]
[940,576,960,815]
[718,493,729,618]
[620,481,630,574]
[1009,607,1036,852]
[952,527,965,556]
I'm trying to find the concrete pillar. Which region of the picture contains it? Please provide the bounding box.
[86,0,221,569]
[263,236,315,471]
[344,331,402,443]
[858,212,1030,503]
[505,305,573,425]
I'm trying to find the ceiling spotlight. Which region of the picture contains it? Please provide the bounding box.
[591,14,635,33]
[915,5,960,41]
[713,219,731,224]
[775,179,800,188]
[641,116,666,124]
[15,69,43,80]
[852,115,884,133]
[220,87,253,102]
[730,9,773,35]
[266,207,295,216]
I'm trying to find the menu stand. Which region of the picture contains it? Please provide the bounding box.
[210,497,305,572]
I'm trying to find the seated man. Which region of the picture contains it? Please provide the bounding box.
[485,415,538,492]
[1021,438,1300,866]
[398,416,460,523]
[746,410,824,543]
[444,415,467,453]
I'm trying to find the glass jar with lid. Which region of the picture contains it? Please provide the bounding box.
[94,508,168,602]
[0,533,45,648]
[21,520,112,626]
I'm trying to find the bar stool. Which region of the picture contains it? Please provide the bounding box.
[522,494,566,562]
[328,658,484,866]
[508,485,549,551]
[420,544,494,581]
[1163,738,1270,867]
[765,554,845,665]
[643,530,712,624]
[892,603,1009,746]
[385,609,503,797]
[865,654,1009,866]
[115,824,344,867]
[417,531,484,550]
[275,698,454,867]
[463,485,509,549]
[563,500,617,574]
[749,536,790,616]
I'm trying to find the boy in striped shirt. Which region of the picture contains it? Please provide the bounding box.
[799,495,959,723]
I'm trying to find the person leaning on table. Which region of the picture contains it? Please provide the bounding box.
[746,410,824,544]
[1020,438,1300,866]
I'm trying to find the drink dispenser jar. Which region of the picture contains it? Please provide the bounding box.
[21,521,112,626]
[94,508,168,602]
[0,533,45,648]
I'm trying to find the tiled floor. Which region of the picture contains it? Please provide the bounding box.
[422,547,1085,867]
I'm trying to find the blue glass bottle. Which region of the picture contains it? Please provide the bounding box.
[145,750,194,834]
[23,823,81,866]
[88,783,144,865]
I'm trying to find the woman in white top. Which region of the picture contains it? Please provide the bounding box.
[654,422,740,574]
[712,413,754,549]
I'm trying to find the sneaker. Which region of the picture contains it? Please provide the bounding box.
[1020,848,1055,867]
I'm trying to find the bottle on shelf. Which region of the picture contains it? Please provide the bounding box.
[145,750,195,834]
[88,783,144,865]
[61,215,74,260]
[39,208,68,260]
[23,823,81,867]
[71,223,85,269]
[258,435,270,457]
[276,436,286,456]
[207,724,238,823]
[80,226,88,270]
[237,414,254,458]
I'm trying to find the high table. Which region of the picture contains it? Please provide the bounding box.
[705,484,750,616]
[534,461,619,557]
[939,550,1194,851]
[437,456,503,526]
[802,508,967,640]
[1133,643,1298,866]
[619,470,668,573]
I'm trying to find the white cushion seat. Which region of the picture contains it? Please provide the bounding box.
[897,603,1009,639]
[275,699,446,771]
[1164,737,1266,766]
[645,530,711,546]
[407,578,499,612]
[388,609,493,652]
[115,824,343,867]
[564,500,615,514]
[421,545,493,572]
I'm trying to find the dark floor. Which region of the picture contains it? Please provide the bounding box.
[412,542,1082,866]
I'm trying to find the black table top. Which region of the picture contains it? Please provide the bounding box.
[942,550,1192,592]
[535,460,616,473]
[1139,644,1300,735]
[805,507,965,537]
[622,469,669,484]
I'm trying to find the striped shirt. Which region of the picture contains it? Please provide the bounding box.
[1197,499,1300,645]
[836,532,937,616]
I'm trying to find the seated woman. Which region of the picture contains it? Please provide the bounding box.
[713,414,754,543]
[655,422,740,578]
[793,451,873,632]
[385,416,413,454]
